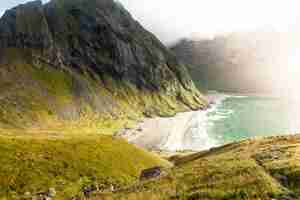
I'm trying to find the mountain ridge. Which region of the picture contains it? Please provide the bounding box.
[0,0,206,198]
[0,0,207,131]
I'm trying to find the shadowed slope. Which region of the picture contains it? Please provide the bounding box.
[0,0,207,131]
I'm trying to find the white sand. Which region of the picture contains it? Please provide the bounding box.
[118,110,216,152]
[118,93,228,152]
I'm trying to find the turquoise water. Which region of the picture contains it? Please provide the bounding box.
[206,95,300,145]
[125,93,300,152]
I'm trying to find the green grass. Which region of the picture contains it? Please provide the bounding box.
[0,134,170,200]
[0,50,206,133]
[96,136,300,200]
[0,48,207,200]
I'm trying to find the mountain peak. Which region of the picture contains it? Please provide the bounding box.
[0,0,206,128]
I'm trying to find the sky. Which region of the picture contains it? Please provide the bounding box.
[1,0,300,44]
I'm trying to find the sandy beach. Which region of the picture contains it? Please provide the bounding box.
[117,93,225,152]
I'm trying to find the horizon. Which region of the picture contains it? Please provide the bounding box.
[1,0,300,44]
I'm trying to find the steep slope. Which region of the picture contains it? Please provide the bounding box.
[0,1,207,199]
[96,135,300,200]
[0,0,207,131]
[171,31,299,93]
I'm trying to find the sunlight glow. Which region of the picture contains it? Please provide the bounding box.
[120,0,300,43]
[284,50,300,96]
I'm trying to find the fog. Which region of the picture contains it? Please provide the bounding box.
[119,0,300,44]
[1,0,300,44]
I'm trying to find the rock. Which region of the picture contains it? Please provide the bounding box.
[24,191,31,196]
[47,188,56,198]
[140,166,162,181]
[0,0,205,112]
[110,184,115,192]
[34,188,56,200]
[83,186,94,198]
[71,195,80,200]
[274,174,289,186]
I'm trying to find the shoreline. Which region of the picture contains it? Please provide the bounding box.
[118,93,226,153]
[118,90,285,153]
[206,90,289,99]
[117,91,300,157]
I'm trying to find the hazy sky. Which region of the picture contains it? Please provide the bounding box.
[1,0,300,44]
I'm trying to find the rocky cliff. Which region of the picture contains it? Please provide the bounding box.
[0,0,207,131]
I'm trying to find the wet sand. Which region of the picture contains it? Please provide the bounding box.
[117,111,197,151]
[118,94,223,152]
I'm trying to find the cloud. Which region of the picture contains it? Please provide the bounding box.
[119,0,300,44]
[1,0,300,44]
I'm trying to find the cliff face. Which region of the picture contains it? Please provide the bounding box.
[0,0,207,130]
[171,32,298,93]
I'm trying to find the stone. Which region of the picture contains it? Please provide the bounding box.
[83,186,93,198]
[140,166,162,180]
[0,0,205,111]
[110,184,115,192]
[47,188,56,197]
[24,191,31,196]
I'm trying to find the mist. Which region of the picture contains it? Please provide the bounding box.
[1,0,300,44]
[119,0,300,44]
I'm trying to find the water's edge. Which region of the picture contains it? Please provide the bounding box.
[119,91,298,152]
[117,91,230,152]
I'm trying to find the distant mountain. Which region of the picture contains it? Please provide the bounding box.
[0,0,207,130]
[171,31,300,93]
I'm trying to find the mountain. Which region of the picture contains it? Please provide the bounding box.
[0,0,207,131]
[171,31,299,93]
[0,0,208,199]
[3,1,299,200]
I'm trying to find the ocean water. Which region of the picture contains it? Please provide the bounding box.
[191,92,300,149]
[124,92,300,152]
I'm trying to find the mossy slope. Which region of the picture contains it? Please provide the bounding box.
[97,135,300,200]
[0,48,206,134]
[0,0,208,132]
[0,133,170,200]
[0,1,207,200]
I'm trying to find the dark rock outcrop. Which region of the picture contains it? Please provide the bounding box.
[140,166,162,180]
[0,0,206,128]
[0,0,200,93]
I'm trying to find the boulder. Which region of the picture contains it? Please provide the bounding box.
[140,166,162,180]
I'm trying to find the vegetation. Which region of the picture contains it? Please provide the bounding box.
[96,135,300,200]
[0,47,206,133]
[0,133,170,200]
[0,50,205,199]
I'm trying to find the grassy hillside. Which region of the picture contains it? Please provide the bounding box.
[96,135,300,200]
[0,0,208,199]
[0,0,208,132]
[0,48,206,134]
[0,55,188,199]
[0,1,207,199]
[0,132,171,200]
[0,47,206,200]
